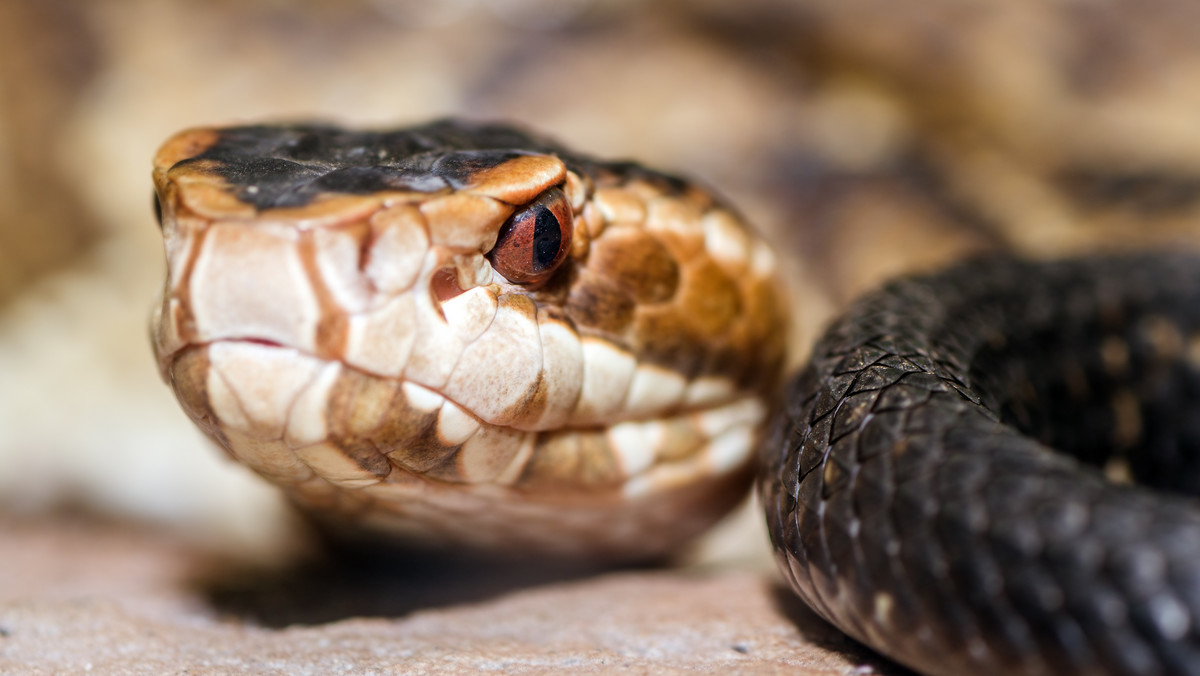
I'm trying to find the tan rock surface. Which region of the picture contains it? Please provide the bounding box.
[0,515,906,675]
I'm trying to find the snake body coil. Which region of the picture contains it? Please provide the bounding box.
[761,254,1200,676]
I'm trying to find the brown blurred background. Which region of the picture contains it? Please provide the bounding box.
[5,0,1200,562]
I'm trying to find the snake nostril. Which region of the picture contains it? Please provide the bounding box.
[431,267,465,303]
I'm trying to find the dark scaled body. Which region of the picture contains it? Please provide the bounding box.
[761,254,1200,676]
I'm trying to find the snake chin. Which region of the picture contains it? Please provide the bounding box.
[159,336,768,560]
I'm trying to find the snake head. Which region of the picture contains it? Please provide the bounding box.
[150,120,787,559]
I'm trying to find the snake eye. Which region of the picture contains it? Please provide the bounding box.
[486,187,573,286]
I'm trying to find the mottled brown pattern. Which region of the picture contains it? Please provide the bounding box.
[345,386,446,472]
[633,306,707,381]
[655,419,707,462]
[726,277,789,386]
[587,227,680,304]
[421,447,480,484]
[320,372,422,475]
[328,369,402,438]
[564,268,637,336]
[333,441,394,478]
[519,431,623,492]
[675,260,741,340]
[387,436,461,475]
[166,348,220,443]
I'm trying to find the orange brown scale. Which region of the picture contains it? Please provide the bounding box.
[517,430,627,493]
[631,307,708,380]
[586,227,680,304]
[165,347,229,450]
[151,119,788,561]
[565,269,639,337]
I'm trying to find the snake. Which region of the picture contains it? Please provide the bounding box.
[150,120,1200,675]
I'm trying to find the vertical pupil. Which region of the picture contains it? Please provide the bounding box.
[531,206,561,271]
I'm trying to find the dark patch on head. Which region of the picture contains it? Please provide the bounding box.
[177,121,578,210]
[307,164,442,195]
[431,150,536,190]
[565,273,636,336]
[169,119,697,211]
[597,160,691,196]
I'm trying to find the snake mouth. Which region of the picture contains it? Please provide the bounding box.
[165,337,766,501]
[231,337,287,349]
[163,340,760,561]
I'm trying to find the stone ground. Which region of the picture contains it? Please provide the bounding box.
[0,514,913,676]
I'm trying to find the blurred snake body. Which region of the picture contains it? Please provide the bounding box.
[153,121,1200,675]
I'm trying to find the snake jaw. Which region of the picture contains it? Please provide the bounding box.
[151,121,788,558]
